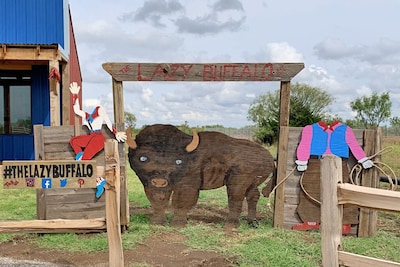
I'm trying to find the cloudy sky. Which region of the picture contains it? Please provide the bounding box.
[68,0,400,128]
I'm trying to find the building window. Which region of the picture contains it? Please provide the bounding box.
[0,70,32,134]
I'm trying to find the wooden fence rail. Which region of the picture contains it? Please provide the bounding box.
[320,155,400,267]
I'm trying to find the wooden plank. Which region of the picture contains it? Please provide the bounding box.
[273,81,291,228]
[0,45,62,61]
[338,251,400,267]
[46,204,106,220]
[113,79,124,123]
[34,125,45,160]
[102,62,304,82]
[338,183,400,212]
[2,160,97,189]
[105,139,124,266]
[44,189,102,203]
[49,60,61,126]
[0,218,106,233]
[61,62,71,125]
[320,155,343,267]
[358,129,378,237]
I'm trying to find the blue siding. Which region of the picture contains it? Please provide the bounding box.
[32,65,51,126]
[0,135,34,161]
[0,0,67,49]
[0,65,49,161]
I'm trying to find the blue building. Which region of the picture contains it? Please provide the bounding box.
[0,0,82,161]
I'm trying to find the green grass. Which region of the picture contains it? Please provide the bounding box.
[0,136,399,266]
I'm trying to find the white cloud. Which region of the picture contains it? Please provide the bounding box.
[69,0,400,127]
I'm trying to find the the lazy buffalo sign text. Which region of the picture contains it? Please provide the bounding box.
[2,160,97,189]
[102,62,305,82]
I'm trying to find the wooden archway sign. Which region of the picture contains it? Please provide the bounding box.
[102,62,304,228]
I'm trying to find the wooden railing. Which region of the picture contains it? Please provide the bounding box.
[320,155,400,267]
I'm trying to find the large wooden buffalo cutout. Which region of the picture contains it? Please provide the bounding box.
[127,124,275,228]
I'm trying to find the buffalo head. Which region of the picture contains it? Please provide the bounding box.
[126,124,199,188]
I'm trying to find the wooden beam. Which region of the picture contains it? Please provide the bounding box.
[102,62,304,82]
[273,81,291,228]
[0,44,62,61]
[358,129,379,237]
[338,251,400,267]
[112,78,124,123]
[338,183,400,212]
[105,139,124,266]
[320,155,343,267]
[49,60,61,126]
[0,218,106,233]
[61,62,71,125]
[1,165,105,184]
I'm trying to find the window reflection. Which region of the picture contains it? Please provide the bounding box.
[0,71,32,134]
[11,86,31,134]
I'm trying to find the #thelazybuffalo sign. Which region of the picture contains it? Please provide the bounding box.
[2,160,96,189]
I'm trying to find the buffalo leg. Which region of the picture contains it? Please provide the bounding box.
[225,185,247,228]
[171,187,200,227]
[246,184,261,227]
[144,187,172,225]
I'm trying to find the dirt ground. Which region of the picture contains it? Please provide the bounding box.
[0,205,397,267]
[0,205,244,267]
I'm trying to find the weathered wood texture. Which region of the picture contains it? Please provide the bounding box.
[338,251,400,267]
[102,62,304,82]
[0,44,63,61]
[280,127,373,230]
[33,124,128,227]
[273,81,291,228]
[320,155,342,267]
[358,129,380,237]
[338,183,400,212]
[49,60,60,126]
[105,140,124,266]
[320,155,400,266]
[0,218,106,233]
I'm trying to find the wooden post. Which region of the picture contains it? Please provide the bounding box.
[321,155,343,267]
[61,62,70,126]
[112,78,124,124]
[49,60,60,126]
[112,79,130,229]
[273,81,291,228]
[358,128,379,237]
[104,139,124,267]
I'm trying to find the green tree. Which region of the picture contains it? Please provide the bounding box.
[344,118,365,129]
[349,92,391,128]
[124,111,137,129]
[390,116,400,127]
[247,83,333,144]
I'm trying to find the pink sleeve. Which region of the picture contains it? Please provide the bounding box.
[345,126,367,160]
[296,125,313,161]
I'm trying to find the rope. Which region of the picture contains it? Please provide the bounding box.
[350,146,397,191]
[299,171,321,205]
[267,147,398,210]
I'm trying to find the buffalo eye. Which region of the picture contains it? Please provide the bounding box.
[139,156,148,162]
[175,159,183,165]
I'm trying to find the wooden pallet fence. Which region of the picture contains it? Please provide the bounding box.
[0,140,124,267]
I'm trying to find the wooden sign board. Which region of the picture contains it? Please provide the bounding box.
[102,62,304,82]
[2,160,97,189]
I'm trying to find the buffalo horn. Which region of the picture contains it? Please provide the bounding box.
[126,127,137,149]
[185,129,199,152]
